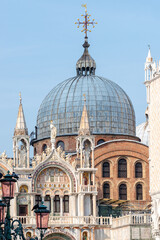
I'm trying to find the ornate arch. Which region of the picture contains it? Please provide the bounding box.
[44,229,76,240]
[32,160,76,193]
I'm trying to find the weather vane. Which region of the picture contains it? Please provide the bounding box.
[75,4,97,38]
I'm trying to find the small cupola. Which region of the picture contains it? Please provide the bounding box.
[76,37,96,76]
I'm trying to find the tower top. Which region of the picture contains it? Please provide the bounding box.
[79,95,90,136]
[14,93,28,136]
[146,45,153,63]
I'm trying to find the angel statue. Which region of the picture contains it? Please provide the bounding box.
[50,121,57,150]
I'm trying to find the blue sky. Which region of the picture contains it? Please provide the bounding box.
[0,0,160,156]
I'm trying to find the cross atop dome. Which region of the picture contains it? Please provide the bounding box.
[75,5,97,76]
[75,4,97,38]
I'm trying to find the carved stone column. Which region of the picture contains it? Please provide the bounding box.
[70,194,76,216]
[51,196,54,215]
[92,194,96,217]
[60,195,63,216]
[30,194,34,217]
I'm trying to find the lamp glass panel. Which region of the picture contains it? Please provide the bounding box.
[2,182,15,198]
[36,213,49,229]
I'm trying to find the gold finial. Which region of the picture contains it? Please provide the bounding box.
[75,4,97,38]
[83,93,86,102]
[19,92,22,104]
[81,4,87,13]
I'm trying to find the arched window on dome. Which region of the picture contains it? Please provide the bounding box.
[119,184,127,200]
[42,144,47,153]
[118,159,127,178]
[102,162,110,177]
[34,148,37,155]
[54,195,60,213]
[63,195,69,213]
[103,183,110,199]
[136,184,143,200]
[57,141,65,151]
[97,139,105,145]
[135,162,142,178]
[44,195,51,211]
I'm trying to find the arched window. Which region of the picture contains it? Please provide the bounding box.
[42,144,47,153]
[82,231,88,240]
[44,195,51,211]
[35,195,42,205]
[103,183,110,198]
[57,141,65,150]
[20,185,28,193]
[135,162,142,178]
[97,139,105,145]
[102,162,110,177]
[54,195,60,213]
[34,148,37,155]
[119,184,127,200]
[63,195,69,213]
[136,184,143,200]
[118,159,127,178]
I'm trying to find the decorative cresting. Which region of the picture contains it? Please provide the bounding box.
[32,161,77,193]
[75,4,97,76]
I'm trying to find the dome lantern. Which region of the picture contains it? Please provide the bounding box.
[75,4,97,76]
[76,37,96,76]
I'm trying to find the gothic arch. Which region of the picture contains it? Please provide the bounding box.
[32,161,77,193]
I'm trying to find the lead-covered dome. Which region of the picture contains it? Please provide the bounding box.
[36,38,135,141]
[36,75,135,140]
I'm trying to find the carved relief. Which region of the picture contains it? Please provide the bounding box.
[0,151,13,167]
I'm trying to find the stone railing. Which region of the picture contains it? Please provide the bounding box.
[112,214,152,228]
[79,185,97,192]
[14,214,151,228]
[14,216,111,226]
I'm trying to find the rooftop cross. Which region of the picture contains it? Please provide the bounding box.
[75,4,97,38]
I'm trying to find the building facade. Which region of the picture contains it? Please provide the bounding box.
[0,9,153,240]
[144,48,160,240]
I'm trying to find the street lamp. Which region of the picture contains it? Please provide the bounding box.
[0,200,6,224]
[0,200,6,240]
[0,171,17,200]
[34,202,50,240]
[0,171,17,240]
[0,172,50,240]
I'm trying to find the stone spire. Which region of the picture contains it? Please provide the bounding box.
[79,95,90,136]
[14,93,28,136]
[146,45,153,63]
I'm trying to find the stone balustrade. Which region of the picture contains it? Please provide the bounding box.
[14,213,151,229]
[14,216,111,227]
[78,185,97,192]
[112,214,152,228]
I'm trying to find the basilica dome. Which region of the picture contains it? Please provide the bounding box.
[36,38,136,141]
